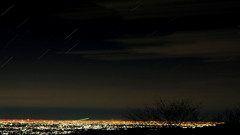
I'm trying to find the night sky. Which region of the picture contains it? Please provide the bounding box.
[0,0,240,120]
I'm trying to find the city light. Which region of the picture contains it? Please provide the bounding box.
[0,119,224,134]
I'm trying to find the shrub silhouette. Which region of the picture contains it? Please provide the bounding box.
[224,105,240,124]
[124,98,201,123]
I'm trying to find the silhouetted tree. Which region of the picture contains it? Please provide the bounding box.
[224,105,240,124]
[124,98,201,123]
[152,98,201,122]
[211,105,240,128]
[212,113,224,122]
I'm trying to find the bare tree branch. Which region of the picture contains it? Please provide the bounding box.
[124,97,201,124]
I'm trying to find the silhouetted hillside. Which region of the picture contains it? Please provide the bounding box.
[69,125,239,135]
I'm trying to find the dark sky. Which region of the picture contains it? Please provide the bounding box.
[0,0,240,120]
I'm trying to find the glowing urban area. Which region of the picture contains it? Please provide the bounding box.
[0,0,239,134]
[0,119,223,135]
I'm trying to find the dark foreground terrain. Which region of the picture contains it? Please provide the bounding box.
[71,124,239,135]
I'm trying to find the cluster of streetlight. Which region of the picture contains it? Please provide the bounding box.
[0,119,224,135]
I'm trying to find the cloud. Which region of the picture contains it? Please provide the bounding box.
[50,0,240,20]
[64,49,158,60]
[97,0,240,19]
[129,29,240,61]
[110,29,239,44]
[64,29,240,62]
[133,39,240,57]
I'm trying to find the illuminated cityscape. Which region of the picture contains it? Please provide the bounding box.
[0,119,224,135]
[0,0,239,134]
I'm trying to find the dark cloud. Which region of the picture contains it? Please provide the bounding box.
[88,0,240,19]
[64,29,240,62]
